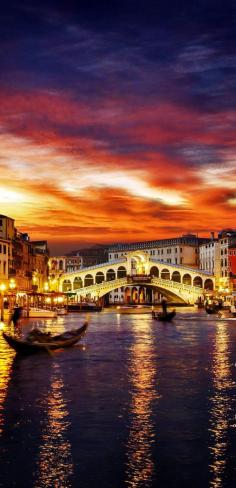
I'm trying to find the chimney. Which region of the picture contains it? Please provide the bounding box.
[210,232,215,241]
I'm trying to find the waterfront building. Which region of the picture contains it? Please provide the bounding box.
[49,255,82,291]
[218,229,236,293]
[31,241,49,293]
[0,215,14,288]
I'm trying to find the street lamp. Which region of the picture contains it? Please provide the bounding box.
[0,283,7,321]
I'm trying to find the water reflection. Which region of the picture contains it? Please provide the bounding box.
[209,322,234,488]
[0,323,15,434]
[125,319,158,487]
[34,361,73,488]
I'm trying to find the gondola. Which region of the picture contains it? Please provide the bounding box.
[205,305,219,315]
[153,310,176,321]
[2,322,88,354]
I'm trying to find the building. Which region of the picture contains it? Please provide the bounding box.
[0,215,14,287]
[108,234,209,267]
[73,245,109,267]
[48,255,82,291]
[31,241,50,293]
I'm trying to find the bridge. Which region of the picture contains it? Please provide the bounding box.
[56,251,214,305]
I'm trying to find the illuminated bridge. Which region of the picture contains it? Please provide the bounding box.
[57,251,214,305]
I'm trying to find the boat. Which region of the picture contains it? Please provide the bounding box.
[2,322,88,354]
[205,305,219,315]
[67,303,102,312]
[153,310,176,321]
[28,308,57,318]
[54,307,68,315]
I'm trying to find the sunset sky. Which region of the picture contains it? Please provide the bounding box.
[0,1,236,254]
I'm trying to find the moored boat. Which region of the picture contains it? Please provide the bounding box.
[28,308,57,318]
[2,322,88,354]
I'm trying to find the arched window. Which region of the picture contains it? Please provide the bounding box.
[172,271,181,282]
[95,272,105,284]
[84,274,94,287]
[106,269,116,281]
[182,274,191,285]
[161,268,170,280]
[62,279,72,292]
[117,266,127,278]
[73,277,83,290]
[193,276,202,288]
[150,266,159,277]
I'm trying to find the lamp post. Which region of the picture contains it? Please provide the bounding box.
[9,279,16,310]
[0,283,7,322]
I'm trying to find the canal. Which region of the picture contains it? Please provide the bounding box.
[0,308,236,487]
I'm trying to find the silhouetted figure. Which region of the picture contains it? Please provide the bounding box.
[161,298,167,315]
[10,306,23,335]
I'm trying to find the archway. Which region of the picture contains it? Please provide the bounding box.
[161,268,170,280]
[117,266,127,278]
[62,279,72,292]
[131,287,138,303]
[193,276,203,288]
[183,274,191,285]
[204,279,214,291]
[95,272,105,284]
[125,287,131,303]
[172,271,181,282]
[84,274,94,287]
[150,266,159,277]
[73,277,83,290]
[106,269,116,281]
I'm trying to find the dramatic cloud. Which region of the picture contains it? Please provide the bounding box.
[0,1,235,253]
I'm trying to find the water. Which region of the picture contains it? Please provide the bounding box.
[0,309,236,488]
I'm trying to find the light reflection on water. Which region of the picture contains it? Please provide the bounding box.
[0,311,236,487]
[209,322,234,488]
[125,318,158,487]
[0,323,15,434]
[34,362,73,488]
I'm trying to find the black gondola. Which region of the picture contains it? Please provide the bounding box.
[2,322,88,354]
[153,310,176,321]
[205,306,219,315]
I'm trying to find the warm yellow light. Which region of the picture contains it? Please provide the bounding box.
[44,282,49,291]
[9,279,16,290]
[57,296,64,303]
[46,297,51,303]
[0,284,6,292]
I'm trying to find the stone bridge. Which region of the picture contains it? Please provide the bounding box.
[56,251,214,304]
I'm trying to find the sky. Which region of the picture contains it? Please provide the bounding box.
[0,0,236,254]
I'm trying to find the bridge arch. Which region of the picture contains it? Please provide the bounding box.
[96,271,105,284]
[62,279,72,292]
[161,268,170,280]
[117,266,127,278]
[204,278,214,290]
[193,276,203,288]
[172,271,181,282]
[73,277,83,290]
[84,274,94,287]
[106,269,116,281]
[150,266,159,277]
[182,273,191,285]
